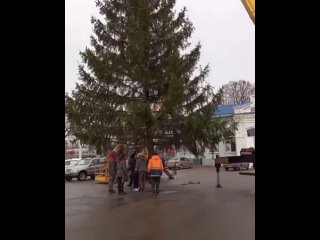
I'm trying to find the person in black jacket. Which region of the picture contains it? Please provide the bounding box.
[127,153,136,187]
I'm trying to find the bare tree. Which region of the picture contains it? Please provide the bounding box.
[219,80,255,104]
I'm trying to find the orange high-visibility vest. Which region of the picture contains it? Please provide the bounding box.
[148,155,164,171]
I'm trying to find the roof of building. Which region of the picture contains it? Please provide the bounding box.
[214,102,250,117]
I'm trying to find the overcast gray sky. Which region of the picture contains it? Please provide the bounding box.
[65,0,255,94]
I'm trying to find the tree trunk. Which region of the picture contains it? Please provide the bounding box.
[145,122,154,160]
[96,143,102,155]
[102,143,109,155]
[146,138,154,160]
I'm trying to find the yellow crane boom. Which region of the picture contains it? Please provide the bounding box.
[241,0,255,24]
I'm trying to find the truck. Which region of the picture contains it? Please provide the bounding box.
[216,148,255,175]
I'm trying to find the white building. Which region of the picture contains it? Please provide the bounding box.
[200,95,255,166]
[65,116,97,159]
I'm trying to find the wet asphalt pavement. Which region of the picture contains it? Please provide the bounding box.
[65,166,255,240]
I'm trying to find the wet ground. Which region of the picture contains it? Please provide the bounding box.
[65,166,255,240]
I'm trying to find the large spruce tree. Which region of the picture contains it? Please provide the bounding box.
[66,0,229,156]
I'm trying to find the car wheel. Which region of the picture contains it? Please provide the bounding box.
[180,165,183,169]
[78,171,87,181]
[90,175,95,180]
[65,177,72,182]
[190,164,193,168]
[225,168,229,171]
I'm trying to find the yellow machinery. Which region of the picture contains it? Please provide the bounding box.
[95,158,110,183]
[241,0,255,24]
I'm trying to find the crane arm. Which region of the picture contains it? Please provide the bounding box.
[241,0,255,24]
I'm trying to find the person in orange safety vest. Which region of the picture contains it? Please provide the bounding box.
[147,152,164,197]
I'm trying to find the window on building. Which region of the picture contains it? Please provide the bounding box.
[225,138,236,152]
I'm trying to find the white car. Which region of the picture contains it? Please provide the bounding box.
[65,158,104,181]
[167,157,193,169]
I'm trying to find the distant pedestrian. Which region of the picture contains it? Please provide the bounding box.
[147,152,164,197]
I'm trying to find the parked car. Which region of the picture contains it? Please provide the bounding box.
[223,162,249,171]
[65,158,104,181]
[167,157,193,169]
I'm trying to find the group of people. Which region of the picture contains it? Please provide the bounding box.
[127,152,146,192]
[106,146,165,197]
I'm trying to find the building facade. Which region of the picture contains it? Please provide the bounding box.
[183,95,255,166]
[215,95,255,157]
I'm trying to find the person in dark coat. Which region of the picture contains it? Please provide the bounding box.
[127,153,136,187]
[128,152,140,190]
[116,154,128,195]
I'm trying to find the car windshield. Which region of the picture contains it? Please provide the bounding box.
[77,159,91,165]
[69,160,78,166]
